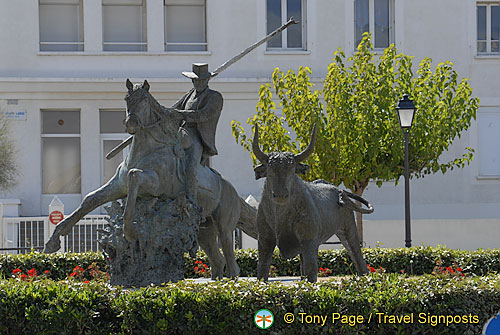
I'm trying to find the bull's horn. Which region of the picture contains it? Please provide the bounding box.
[294,124,317,162]
[252,124,269,163]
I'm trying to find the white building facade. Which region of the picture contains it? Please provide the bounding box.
[0,0,499,250]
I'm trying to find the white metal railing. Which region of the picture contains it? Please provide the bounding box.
[1,217,46,254]
[1,214,242,254]
[1,215,109,254]
[64,215,108,253]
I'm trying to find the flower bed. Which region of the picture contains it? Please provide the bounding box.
[1,246,500,279]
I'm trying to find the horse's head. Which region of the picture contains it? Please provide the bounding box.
[124,79,159,135]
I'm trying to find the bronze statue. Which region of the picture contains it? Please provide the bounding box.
[252,125,374,282]
[173,63,222,203]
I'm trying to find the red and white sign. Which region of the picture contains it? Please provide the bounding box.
[49,210,64,225]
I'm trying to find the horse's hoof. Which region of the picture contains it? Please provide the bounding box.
[43,237,61,254]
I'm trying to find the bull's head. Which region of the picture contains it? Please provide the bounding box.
[252,124,317,205]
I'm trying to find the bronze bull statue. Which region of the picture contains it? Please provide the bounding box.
[252,124,374,282]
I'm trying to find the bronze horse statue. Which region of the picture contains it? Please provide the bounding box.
[43,80,257,279]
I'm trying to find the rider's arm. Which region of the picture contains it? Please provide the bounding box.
[181,91,223,123]
[171,89,193,109]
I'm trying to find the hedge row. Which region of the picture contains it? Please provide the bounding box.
[1,246,499,279]
[1,275,500,334]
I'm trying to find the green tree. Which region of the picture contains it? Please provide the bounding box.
[231,35,479,240]
[0,110,18,190]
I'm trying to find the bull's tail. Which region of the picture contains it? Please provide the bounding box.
[236,197,258,239]
[341,190,374,214]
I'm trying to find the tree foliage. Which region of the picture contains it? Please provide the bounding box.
[231,35,479,196]
[0,110,18,190]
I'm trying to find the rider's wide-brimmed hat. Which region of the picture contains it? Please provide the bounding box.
[182,63,213,80]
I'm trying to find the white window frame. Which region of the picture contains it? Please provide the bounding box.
[41,110,81,195]
[164,0,207,52]
[477,107,500,178]
[266,0,307,51]
[102,0,148,52]
[355,0,395,50]
[99,109,128,214]
[477,3,499,55]
[100,134,129,185]
[39,0,84,52]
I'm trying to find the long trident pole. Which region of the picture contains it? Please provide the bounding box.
[211,17,298,76]
[107,18,298,160]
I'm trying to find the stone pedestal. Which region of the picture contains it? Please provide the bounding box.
[100,197,201,287]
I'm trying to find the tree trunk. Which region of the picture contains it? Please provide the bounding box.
[355,204,363,244]
[353,186,367,246]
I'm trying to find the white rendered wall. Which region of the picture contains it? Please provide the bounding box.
[0,1,498,249]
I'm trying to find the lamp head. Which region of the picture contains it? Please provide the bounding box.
[396,94,416,130]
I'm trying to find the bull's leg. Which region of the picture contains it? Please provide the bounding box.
[338,215,369,275]
[43,179,125,253]
[257,212,276,281]
[198,218,225,280]
[257,235,275,281]
[123,168,160,242]
[301,240,319,282]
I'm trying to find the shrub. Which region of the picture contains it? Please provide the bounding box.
[1,246,499,280]
[0,275,499,334]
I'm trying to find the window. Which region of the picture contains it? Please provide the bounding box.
[355,0,394,49]
[478,108,500,176]
[477,3,499,54]
[100,110,128,184]
[164,0,207,51]
[39,0,83,51]
[102,0,147,52]
[266,0,306,50]
[41,111,81,194]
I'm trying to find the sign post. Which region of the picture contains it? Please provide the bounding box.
[47,196,64,250]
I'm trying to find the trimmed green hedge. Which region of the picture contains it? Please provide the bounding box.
[1,275,499,334]
[1,246,500,279]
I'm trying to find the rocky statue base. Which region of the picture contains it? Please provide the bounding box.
[99,197,201,287]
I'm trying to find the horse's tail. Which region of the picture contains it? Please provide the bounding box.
[237,196,258,240]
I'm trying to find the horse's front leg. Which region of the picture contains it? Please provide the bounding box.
[123,168,160,242]
[43,178,125,253]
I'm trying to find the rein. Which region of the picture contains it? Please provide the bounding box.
[127,90,176,145]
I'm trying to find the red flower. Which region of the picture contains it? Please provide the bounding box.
[69,272,78,277]
[456,268,463,272]
[44,270,50,275]
[194,266,199,271]
[27,268,37,277]
[369,267,376,273]
[200,269,205,272]
[446,267,454,273]
[83,280,90,284]
[12,268,22,274]
[20,274,27,280]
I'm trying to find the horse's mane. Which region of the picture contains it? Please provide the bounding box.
[126,86,179,136]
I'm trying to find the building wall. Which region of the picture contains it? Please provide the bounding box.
[0,0,499,249]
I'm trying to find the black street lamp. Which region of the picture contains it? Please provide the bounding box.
[396,94,416,248]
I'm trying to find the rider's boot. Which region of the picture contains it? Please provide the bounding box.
[185,166,204,218]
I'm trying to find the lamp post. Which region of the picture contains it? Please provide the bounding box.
[396,94,416,248]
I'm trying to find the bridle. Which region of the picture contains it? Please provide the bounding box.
[125,89,171,144]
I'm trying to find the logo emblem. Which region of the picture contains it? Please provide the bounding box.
[254,309,274,329]
[484,311,500,335]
